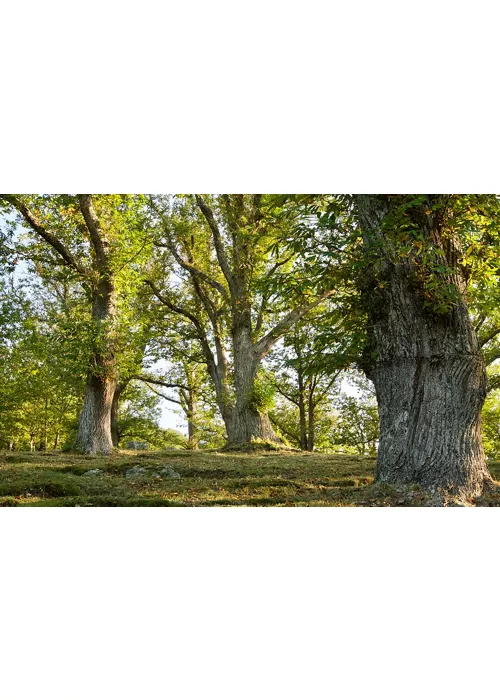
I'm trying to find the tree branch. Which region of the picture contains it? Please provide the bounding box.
[143,382,182,405]
[479,327,500,348]
[131,375,190,392]
[274,383,301,407]
[0,194,89,276]
[195,195,234,294]
[77,194,108,269]
[145,279,220,390]
[254,289,335,360]
[145,279,205,329]
[152,198,230,302]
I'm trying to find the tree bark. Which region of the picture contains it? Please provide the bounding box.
[77,371,116,455]
[75,281,117,455]
[356,195,490,499]
[223,313,283,446]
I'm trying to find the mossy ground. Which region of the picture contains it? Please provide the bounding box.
[0,450,499,507]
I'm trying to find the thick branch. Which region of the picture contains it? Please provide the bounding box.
[145,280,220,390]
[0,194,88,276]
[254,289,335,360]
[479,327,500,348]
[255,254,294,335]
[152,199,230,302]
[77,194,108,269]
[195,195,234,293]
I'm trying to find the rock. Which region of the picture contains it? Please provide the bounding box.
[124,466,150,478]
[159,466,181,479]
[83,469,104,477]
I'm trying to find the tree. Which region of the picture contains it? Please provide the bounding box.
[0,274,83,450]
[134,330,227,449]
[0,194,151,454]
[354,194,496,499]
[269,319,342,451]
[147,194,334,447]
[110,381,187,449]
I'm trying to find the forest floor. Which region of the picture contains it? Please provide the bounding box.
[0,450,500,507]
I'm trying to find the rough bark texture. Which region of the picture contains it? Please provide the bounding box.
[226,325,283,446]
[356,195,490,499]
[77,373,116,455]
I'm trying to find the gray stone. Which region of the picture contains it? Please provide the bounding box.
[83,469,104,477]
[124,466,150,478]
[159,466,181,479]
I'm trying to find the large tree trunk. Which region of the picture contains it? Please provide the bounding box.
[227,327,283,446]
[75,278,117,455]
[356,195,490,499]
[228,400,282,445]
[76,372,117,455]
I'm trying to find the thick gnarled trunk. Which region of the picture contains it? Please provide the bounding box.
[227,405,281,445]
[226,328,282,446]
[367,267,489,497]
[77,372,117,455]
[356,195,490,499]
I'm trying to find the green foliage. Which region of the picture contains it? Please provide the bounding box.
[481,391,500,458]
[248,371,276,412]
[3,193,500,463]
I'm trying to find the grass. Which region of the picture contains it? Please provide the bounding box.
[0,449,499,507]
